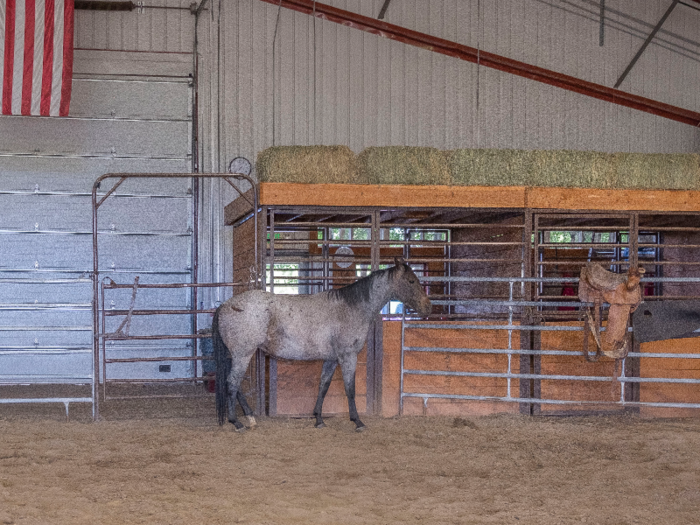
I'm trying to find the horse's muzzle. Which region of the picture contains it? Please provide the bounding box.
[416,298,432,317]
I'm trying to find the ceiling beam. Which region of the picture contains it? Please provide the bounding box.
[259,0,700,128]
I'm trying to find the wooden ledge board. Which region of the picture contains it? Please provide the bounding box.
[259,182,527,209]
[526,187,700,212]
[224,183,700,224]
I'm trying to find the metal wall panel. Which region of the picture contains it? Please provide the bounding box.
[74,0,195,52]
[213,0,699,290]
[216,0,699,172]
[0,49,193,389]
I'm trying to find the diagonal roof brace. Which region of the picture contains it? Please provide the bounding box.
[614,0,680,89]
[259,0,700,128]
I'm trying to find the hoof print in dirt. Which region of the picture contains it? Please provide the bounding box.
[452,417,478,429]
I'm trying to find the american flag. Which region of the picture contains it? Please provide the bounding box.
[0,0,74,117]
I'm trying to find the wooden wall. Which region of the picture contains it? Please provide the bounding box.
[273,349,367,417]
[381,320,700,418]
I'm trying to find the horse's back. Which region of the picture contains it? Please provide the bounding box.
[218,289,368,361]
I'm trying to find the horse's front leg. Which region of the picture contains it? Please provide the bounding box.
[338,353,365,432]
[313,360,338,428]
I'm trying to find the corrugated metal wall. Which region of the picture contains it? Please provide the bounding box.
[0,1,195,387]
[213,0,700,284]
[2,0,699,391]
[218,0,700,165]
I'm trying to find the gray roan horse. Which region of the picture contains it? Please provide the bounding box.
[213,258,432,432]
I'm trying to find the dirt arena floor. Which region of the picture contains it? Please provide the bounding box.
[1,389,700,525]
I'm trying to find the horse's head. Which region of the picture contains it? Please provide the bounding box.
[392,257,432,317]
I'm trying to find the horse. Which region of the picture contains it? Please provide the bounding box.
[212,258,432,432]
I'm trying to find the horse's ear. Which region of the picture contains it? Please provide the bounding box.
[394,256,405,267]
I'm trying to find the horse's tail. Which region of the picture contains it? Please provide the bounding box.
[212,305,231,426]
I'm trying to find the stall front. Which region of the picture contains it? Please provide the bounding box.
[225,147,700,419]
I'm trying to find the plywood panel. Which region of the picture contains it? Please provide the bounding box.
[273,348,367,417]
[640,338,700,417]
[382,321,520,417]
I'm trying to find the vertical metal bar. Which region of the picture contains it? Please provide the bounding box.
[91,181,101,421]
[255,349,266,416]
[252,184,260,287]
[447,229,453,317]
[507,280,513,399]
[620,357,626,403]
[371,210,383,415]
[322,227,329,292]
[630,213,639,270]
[399,311,406,415]
[626,213,641,411]
[192,176,199,380]
[259,206,268,291]
[269,356,278,416]
[520,209,535,414]
[372,319,384,416]
[371,210,381,271]
[269,209,276,293]
[100,279,107,402]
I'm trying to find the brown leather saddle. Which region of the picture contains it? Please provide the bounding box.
[578,263,644,361]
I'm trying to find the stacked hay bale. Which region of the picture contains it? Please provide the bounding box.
[357,147,450,185]
[256,146,363,184]
[612,153,700,190]
[528,150,617,188]
[255,146,700,191]
[448,149,699,189]
[448,149,534,186]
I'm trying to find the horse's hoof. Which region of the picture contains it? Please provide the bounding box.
[315,422,326,429]
[230,420,246,432]
[355,425,366,433]
[247,416,257,428]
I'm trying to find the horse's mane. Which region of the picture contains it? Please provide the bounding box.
[328,264,404,306]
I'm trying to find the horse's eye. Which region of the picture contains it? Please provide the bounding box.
[408,279,416,284]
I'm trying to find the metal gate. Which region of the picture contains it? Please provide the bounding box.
[91,173,258,420]
[399,210,700,416]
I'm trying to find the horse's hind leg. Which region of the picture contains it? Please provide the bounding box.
[313,360,338,429]
[226,359,252,432]
[236,391,257,428]
[338,353,365,432]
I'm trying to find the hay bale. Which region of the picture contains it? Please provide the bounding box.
[612,153,700,190]
[357,147,450,185]
[256,146,362,184]
[528,150,616,188]
[448,149,534,186]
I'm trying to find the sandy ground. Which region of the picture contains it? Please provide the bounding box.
[1,394,700,525]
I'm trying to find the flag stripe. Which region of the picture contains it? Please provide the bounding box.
[40,0,53,115]
[30,0,45,115]
[21,0,34,115]
[49,0,62,116]
[0,0,7,107]
[11,0,24,114]
[59,0,71,116]
[4,0,15,113]
[1,0,72,116]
